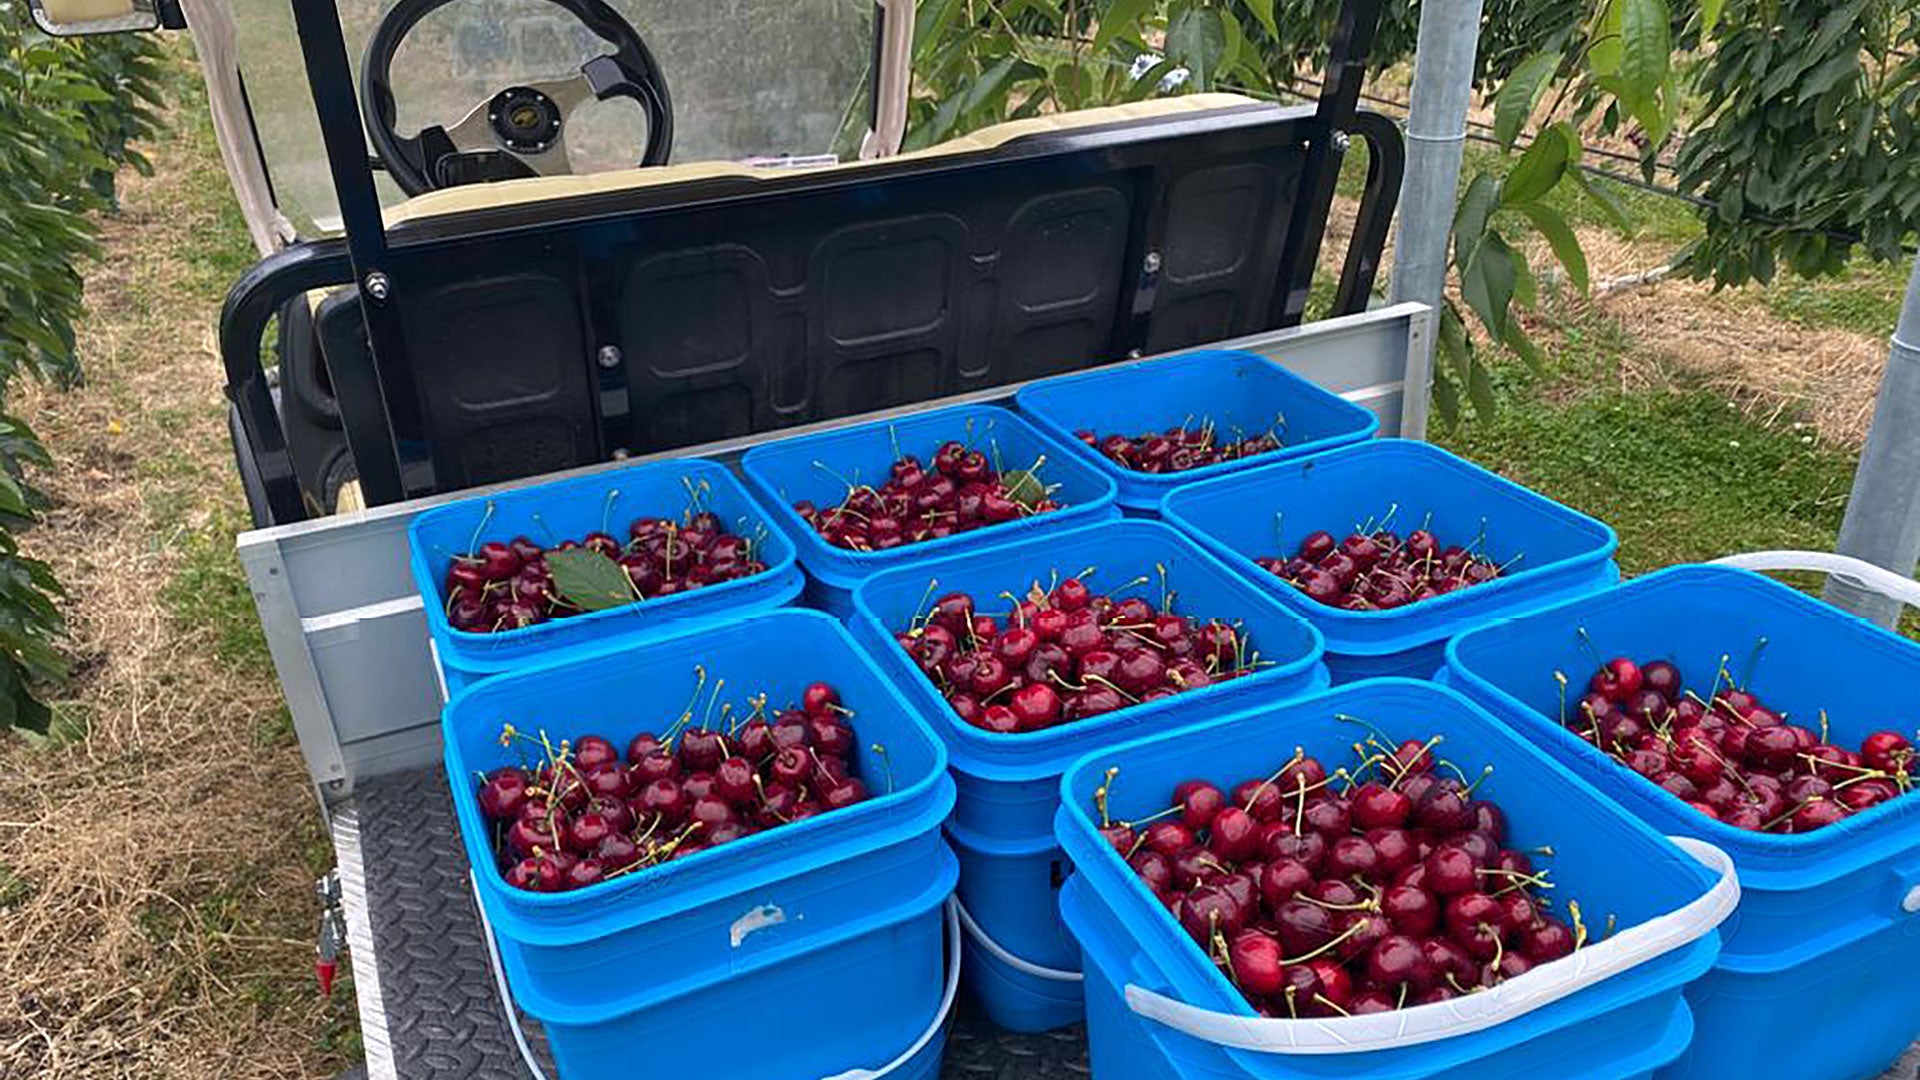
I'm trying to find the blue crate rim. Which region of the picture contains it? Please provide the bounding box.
[1162,438,1621,635]
[1012,349,1381,495]
[1055,677,1724,1026]
[411,457,801,649]
[450,608,954,914]
[849,518,1328,758]
[1444,562,1920,859]
[740,402,1120,571]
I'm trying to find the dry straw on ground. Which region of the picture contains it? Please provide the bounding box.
[1574,230,1886,447]
[0,106,349,1078]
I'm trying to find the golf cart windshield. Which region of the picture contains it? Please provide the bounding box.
[229,0,881,235]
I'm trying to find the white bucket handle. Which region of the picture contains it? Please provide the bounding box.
[1710,550,1920,612]
[473,874,963,1080]
[954,895,1085,983]
[1123,837,1738,1054]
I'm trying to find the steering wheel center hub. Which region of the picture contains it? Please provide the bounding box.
[488,87,563,153]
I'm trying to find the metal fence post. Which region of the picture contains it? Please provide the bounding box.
[1386,0,1486,440]
[1827,252,1920,627]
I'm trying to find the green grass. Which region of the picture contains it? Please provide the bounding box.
[160,508,272,678]
[1435,304,1858,576]
[1761,257,1910,337]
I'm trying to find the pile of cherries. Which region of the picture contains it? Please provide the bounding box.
[475,677,871,891]
[441,510,767,634]
[894,577,1258,733]
[1569,654,1915,832]
[1256,525,1504,611]
[794,437,1061,552]
[1098,731,1583,1017]
[1073,420,1282,474]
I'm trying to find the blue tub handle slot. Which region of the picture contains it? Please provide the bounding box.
[954,895,1084,983]
[1894,855,1920,917]
[1119,837,1738,1054]
[475,872,964,1080]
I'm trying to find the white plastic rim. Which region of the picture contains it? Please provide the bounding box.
[1710,550,1920,611]
[953,896,1085,983]
[475,878,963,1080]
[1123,836,1739,1054]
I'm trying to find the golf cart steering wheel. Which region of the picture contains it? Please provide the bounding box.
[361,0,673,195]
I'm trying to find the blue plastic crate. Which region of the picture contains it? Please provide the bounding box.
[849,518,1328,1028]
[536,851,959,1080]
[443,609,956,1032]
[740,404,1119,615]
[1055,679,1724,1080]
[1161,439,1620,682]
[1442,564,1920,1080]
[1013,350,1379,515]
[410,457,802,691]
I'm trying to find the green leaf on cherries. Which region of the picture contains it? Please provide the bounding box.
[546,548,635,612]
[1001,469,1054,511]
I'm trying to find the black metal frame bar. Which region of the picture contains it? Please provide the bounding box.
[224,0,1392,524]
[1271,0,1383,328]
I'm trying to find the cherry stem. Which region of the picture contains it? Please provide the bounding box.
[1312,993,1350,1017]
[1742,635,1769,690]
[465,500,497,559]
[600,488,620,538]
[1245,747,1305,811]
[1554,670,1569,728]
[871,742,895,794]
[1279,919,1367,966]
[1125,803,1183,828]
[1573,626,1603,669]
[1094,766,1120,828]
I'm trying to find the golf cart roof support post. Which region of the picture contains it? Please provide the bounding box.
[287,0,410,505]
[1827,250,1920,628]
[1269,0,1385,330]
[1385,0,1488,441]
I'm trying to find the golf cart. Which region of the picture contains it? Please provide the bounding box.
[32,0,1429,1072]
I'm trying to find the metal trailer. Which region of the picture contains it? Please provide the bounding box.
[239,304,1431,1079]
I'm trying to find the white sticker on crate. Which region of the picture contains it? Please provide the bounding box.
[730,904,787,946]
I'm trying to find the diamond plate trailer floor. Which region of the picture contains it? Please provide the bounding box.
[330,766,1920,1080]
[333,767,1093,1079]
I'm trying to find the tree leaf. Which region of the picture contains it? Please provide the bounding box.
[1240,0,1279,40]
[1460,232,1519,339]
[1618,0,1671,103]
[1094,0,1157,51]
[546,549,637,613]
[1570,168,1633,232]
[1518,202,1591,292]
[1467,356,1499,418]
[1698,0,1724,37]
[1501,318,1548,375]
[1588,0,1623,77]
[1500,126,1571,206]
[1001,468,1057,510]
[1494,52,1561,151]
[1166,6,1228,91]
[1451,172,1500,274]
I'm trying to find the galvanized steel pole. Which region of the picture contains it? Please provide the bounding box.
[1388,0,1486,440]
[1827,252,1920,627]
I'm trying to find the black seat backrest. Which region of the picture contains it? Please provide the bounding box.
[283,98,1401,511]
